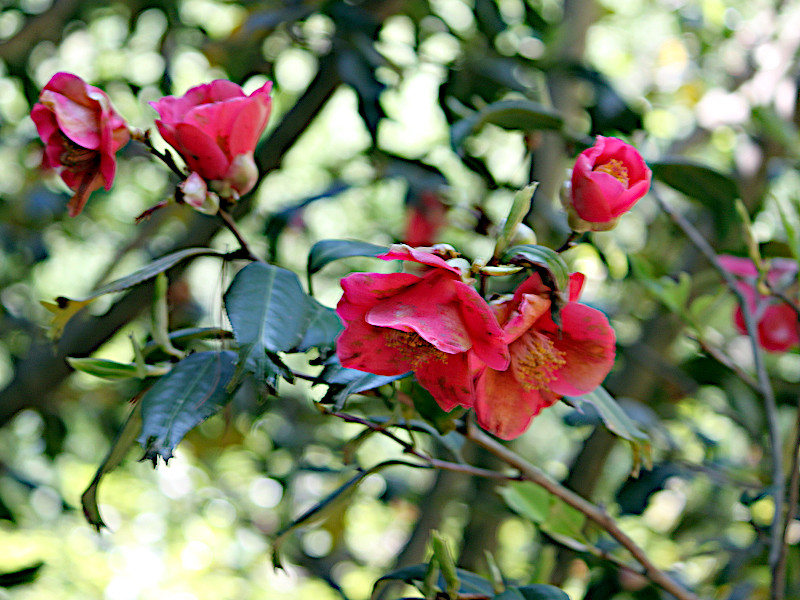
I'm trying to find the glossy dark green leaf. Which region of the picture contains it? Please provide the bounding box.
[500,244,570,324]
[495,585,571,600]
[224,262,313,383]
[372,564,495,598]
[452,100,563,149]
[293,297,343,352]
[318,358,410,409]
[137,351,238,463]
[307,239,387,278]
[651,158,739,235]
[81,402,142,530]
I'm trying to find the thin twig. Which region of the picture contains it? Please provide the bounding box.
[653,189,784,591]
[465,421,702,600]
[218,208,263,263]
[556,231,580,253]
[322,408,519,482]
[775,396,800,600]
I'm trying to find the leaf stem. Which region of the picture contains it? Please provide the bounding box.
[465,421,702,600]
[218,208,263,263]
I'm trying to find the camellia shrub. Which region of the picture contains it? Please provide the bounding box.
[11,10,800,595]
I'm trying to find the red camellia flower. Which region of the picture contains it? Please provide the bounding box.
[472,273,616,440]
[564,136,652,232]
[718,255,799,352]
[31,72,130,216]
[336,245,510,410]
[149,80,272,199]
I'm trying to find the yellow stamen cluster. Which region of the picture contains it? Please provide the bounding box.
[385,329,446,368]
[594,159,629,187]
[514,334,566,391]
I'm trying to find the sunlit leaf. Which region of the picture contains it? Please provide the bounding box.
[137,351,238,463]
[41,247,226,340]
[564,386,652,474]
[81,402,143,530]
[499,481,550,523]
[493,184,537,260]
[67,357,169,380]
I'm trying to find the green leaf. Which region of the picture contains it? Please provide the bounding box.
[137,351,238,463]
[41,247,226,340]
[409,381,462,435]
[307,239,387,279]
[499,481,550,523]
[81,402,143,530]
[499,244,570,324]
[141,327,234,357]
[543,496,587,541]
[371,565,495,600]
[515,585,571,600]
[777,199,800,262]
[224,263,313,384]
[293,297,343,353]
[651,158,739,235]
[493,184,537,260]
[319,358,410,409]
[67,357,169,380]
[451,100,564,149]
[0,562,44,588]
[639,272,692,315]
[431,532,459,598]
[565,386,652,474]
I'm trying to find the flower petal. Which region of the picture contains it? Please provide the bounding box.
[474,368,558,440]
[416,352,474,411]
[454,282,509,370]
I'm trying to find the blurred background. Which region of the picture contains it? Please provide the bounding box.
[1,0,800,598]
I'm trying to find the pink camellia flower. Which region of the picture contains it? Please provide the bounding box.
[564,136,652,232]
[472,272,616,440]
[149,80,272,199]
[31,72,130,216]
[336,244,510,411]
[718,255,799,352]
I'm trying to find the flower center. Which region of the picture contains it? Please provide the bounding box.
[59,135,99,172]
[512,332,566,391]
[594,159,629,187]
[385,329,447,368]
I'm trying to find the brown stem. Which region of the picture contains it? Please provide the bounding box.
[556,231,579,253]
[653,189,784,587]
[465,422,702,600]
[218,208,263,263]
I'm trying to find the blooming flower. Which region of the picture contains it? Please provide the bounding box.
[31,72,130,216]
[473,273,616,440]
[718,255,799,352]
[564,136,651,232]
[336,245,510,410]
[149,80,272,200]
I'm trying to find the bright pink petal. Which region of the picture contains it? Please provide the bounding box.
[453,282,509,370]
[228,96,272,156]
[718,255,758,278]
[548,302,616,396]
[379,244,461,274]
[39,89,101,150]
[474,368,558,440]
[758,303,800,352]
[501,293,550,343]
[173,123,230,179]
[416,352,474,411]
[365,273,472,354]
[335,309,415,376]
[339,272,421,313]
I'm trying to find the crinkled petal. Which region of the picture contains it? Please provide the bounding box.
[416,352,474,411]
[40,89,101,150]
[339,272,421,315]
[379,244,462,274]
[366,272,472,354]
[454,282,509,370]
[548,302,616,396]
[474,368,558,440]
[65,171,104,217]
[335,307,415,376]
[501,293,550,343]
